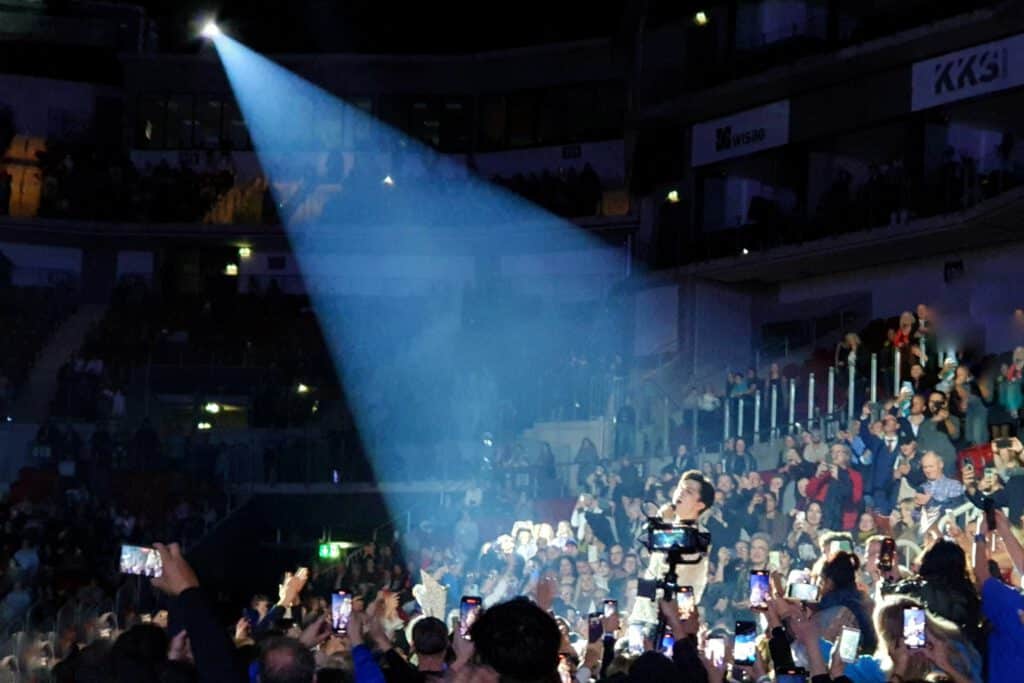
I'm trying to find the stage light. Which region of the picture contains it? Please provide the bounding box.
[694,11,709,26]
[482,432,494,448]
[201,21,222,39]
[204,402,221,414]
[382,175,395,186]
[224,263,238,276]
[197,421,213,431]
[297,383,311,394]
[742,248,750,255]
[666,190,680,204]
[238,246,252,260]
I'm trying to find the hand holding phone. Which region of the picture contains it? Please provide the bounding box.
[734,620,757,665]
[838,626,861,663]
[877,537,896,572]
[587,613,603,643]
[120,545,163,578]
[331,592,352,634]
[676,586,695,616]
[902,607,926,649]
[459,596,483,640]
[748,570,770,611]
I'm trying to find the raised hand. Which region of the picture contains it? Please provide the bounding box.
[150,543,199,597]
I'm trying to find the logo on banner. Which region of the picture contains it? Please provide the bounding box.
[714,125,767,153]
[932,47,1007,96]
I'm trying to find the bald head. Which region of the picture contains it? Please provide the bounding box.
[921,452,944,481]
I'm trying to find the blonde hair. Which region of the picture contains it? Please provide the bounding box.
[873,596,975,680]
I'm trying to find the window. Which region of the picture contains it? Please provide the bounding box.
[136,95,167,148]
[478,94,507,151]
[198,96,223,150]
[222,100,251,151]
[505,91,541,148]
[439,97,472,153]
[165,95,195,149]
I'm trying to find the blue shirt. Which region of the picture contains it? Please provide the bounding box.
[982,577,1024,683]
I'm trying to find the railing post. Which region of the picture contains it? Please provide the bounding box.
[870,353,878,404]
[807,372,816,427]
[847,359,856,423]
[770,383,778,437]
[788,379,797,433]
[753,390,761,443]
[894,348,901,397]
[827,367,835,419]
[723,399,731,443]
[737,397,745,439]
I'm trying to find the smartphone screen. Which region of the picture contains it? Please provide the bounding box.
[878,537,896,571]
[627,623,645,655]
[705,636,725,665]
[331,592,352,634]
[659,631,675,656]
[676,586,695,615]
[119,545,163,578]
[995,437,1012,449]
[777,669,809,683]
[734,620,757,665]
[829,539,852,555]
[459,596,483,639]
[839,626,861,662]
[902,607,926,649]
[749,570,770,610]
[588,612,603,643]
[768,551,781,569]
[603,599,617,618]
[786,581,820,603]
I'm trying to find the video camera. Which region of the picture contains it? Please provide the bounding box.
[642,519,711,601]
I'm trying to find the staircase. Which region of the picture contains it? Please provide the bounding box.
[15,303,107,423]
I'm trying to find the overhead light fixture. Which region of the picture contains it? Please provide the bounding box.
[224,263,239,276]
[382,175,395,186]
[204,402,221,414]
[666,190,680,204]
[694,11,709,26]
[200,21,221,39]
[238,246,252,260]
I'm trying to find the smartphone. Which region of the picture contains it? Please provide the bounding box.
[768,550,781,570]
[777,668,809,683]
[588,612,603,643]
[705,635,725,665]
[829,539,853,555]
[838,626,861,662]
[603,599,618,618]
[119,545,163,578]
[331,592,352,634]
[749,570,770,610]
[786,581,820,603]
[996,437,1013,449]
[459,596,483,639]
[627,623,645,655]
[588,545,599,564]
[794,510,806,525]
[878,537,896,572]
[734,620,757,665]
[902,607,926,649]
[659,631,675,656]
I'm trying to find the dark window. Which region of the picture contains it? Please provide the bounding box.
[136,95,167,148]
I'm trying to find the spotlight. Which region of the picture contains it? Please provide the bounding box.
[197,421,213,431]
[741,248,750,255]
[297,383,311,395]
[224,263,239,276]
[201,21,221,39]
[238,246,252,260]
[481,432,494,448]
[666,190,680,204]
[204,402,221,414]
[382,175,395,186]
[694,11,709,26]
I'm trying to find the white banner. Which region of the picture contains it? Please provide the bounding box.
[911,33,1023,111]
[691,100,790,167]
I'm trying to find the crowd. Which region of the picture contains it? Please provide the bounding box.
[35,146,237,224]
